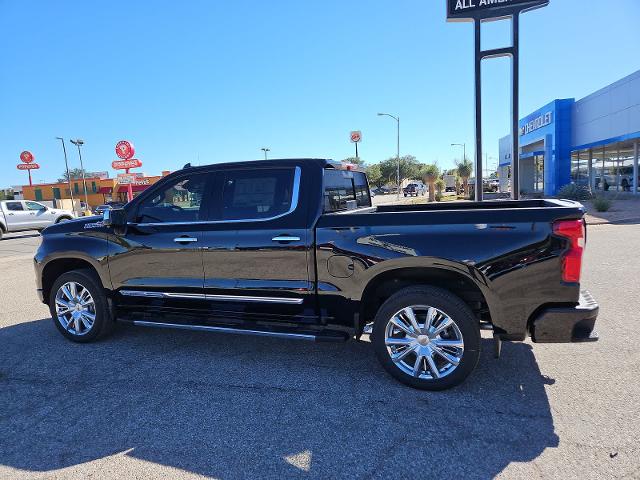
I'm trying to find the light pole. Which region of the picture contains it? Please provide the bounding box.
[55,137,76,215]
[377,113,400,200]
[70,139,89,211]
[261,147,270,160]
[451,143,466,165]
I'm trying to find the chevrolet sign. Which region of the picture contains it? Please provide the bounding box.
[447,0,549,22]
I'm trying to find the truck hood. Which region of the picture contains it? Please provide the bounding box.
[42,215,103,236]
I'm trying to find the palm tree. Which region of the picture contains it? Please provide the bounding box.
[421,164,440,202]
[456,159,473,197]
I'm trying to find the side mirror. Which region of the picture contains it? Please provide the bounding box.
[103,207,127,227]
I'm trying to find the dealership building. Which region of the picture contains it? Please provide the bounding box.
[499,69,640,195]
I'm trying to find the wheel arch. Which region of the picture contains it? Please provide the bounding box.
[358,266,494,334]
[41,257,106,304]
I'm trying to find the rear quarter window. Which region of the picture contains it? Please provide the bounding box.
[323,169,371,212]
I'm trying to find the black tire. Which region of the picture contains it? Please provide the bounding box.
[372,285,480,391]
[0,228,3,240]
[49,269,114,343]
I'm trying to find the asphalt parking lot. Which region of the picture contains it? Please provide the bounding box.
[0,224,638,479]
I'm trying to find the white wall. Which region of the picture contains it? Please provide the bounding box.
[572,70,640,147]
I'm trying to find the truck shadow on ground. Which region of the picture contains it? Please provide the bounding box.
[0,319,559,479]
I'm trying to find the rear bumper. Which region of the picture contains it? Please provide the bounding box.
[531,290,599,343]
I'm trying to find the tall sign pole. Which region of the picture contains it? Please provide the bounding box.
[350,131,362,160]
[113,141,141,203]
[447,0,549,201]
[18,151,40,187]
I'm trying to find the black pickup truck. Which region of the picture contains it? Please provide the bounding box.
[34,159,599,390]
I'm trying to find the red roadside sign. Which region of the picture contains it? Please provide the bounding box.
[350,131,362,143]
[20,151,34,163]
[17,163,40,170]
[112,158,143,170]
[115,140,135,160]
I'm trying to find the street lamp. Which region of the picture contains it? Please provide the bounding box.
[377,113,400,200]
[261,147,270,160]
[70,139,89,211]
[55,137,76,215]
[451,143,466,165]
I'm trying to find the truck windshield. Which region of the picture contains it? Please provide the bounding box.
[323,169,371,212]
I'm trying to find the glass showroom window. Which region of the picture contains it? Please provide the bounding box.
[593,147,605,191]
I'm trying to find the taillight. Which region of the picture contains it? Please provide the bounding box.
[553,219,585,283]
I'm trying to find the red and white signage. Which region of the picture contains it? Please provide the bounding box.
[115,140,135,160]
[112,158,143,170]
[350,131,362,143]
[17,163,40,170]
[20,151,35,164]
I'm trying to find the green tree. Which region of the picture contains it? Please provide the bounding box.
[420,164,440,202]
[435,179,446,201]
[58,168,87,182]
[365,164,383,188]
[379,155,420,187]
[456,159,474,197]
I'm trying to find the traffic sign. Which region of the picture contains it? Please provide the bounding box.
[17,163,40,170]
[115,140,135,160]
[112,159,143,170]
[350,131,362,143]
[20,151,34,164]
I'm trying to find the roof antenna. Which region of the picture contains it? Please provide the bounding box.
[183,162,191,169]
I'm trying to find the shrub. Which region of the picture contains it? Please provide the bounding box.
[557,184,593,201]
[593,196,612,212]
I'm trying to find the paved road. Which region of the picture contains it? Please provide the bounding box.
[0,225,638,479]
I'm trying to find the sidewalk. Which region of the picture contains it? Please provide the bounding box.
[583,196,640,225]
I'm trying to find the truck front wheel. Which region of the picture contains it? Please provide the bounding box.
[372,285,480,390]
[49,269,114,343]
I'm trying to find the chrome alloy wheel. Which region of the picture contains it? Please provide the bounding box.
[54,281,96,336]
[384,305,464,380]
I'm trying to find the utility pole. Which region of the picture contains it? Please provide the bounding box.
[55,137,76,215]
[377,113,401,200]
[70,139,89,210]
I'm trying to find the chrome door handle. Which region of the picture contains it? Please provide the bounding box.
[272,235,301,242]
[174,237,198,243]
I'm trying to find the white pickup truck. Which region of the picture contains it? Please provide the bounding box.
[0,200,74,240]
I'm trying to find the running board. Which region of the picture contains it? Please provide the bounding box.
[124,320,350,343]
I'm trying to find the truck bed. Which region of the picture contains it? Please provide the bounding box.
[319,199,585,227]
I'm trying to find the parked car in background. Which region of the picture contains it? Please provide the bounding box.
[92,202,126,216]
[483,179,499,192]
[0,200,74,239]
[443,175,457,192]
[35,159,599,391]
[403,183,427,197]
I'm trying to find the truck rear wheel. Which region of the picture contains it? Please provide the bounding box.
[48,269,114,343]
[372,285,480,390]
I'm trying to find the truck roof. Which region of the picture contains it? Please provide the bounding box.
[180,158,334,173]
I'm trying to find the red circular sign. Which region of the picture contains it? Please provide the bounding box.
[350,131,362,143]
[20,151,34,164]
[115,140,135,160]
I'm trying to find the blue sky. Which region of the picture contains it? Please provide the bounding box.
[1,0,639,186]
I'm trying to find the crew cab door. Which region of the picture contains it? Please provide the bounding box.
[201,166,317,323]
[25,201,55,229]
[2,201,31,230]
[108,172,212,313]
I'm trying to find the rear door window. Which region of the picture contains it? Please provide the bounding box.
[5,201,24,211]
[323,169,371,212]
[221,168,296,221]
